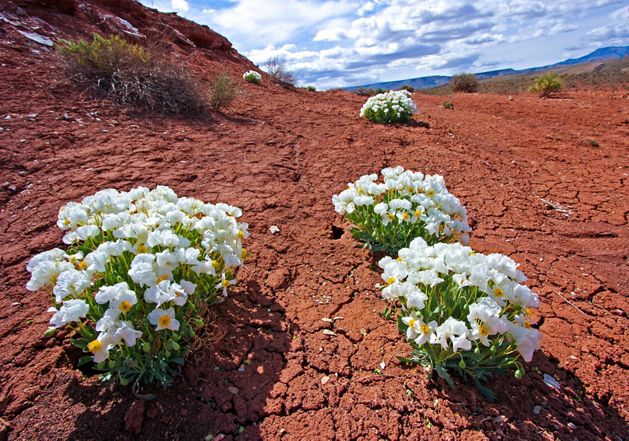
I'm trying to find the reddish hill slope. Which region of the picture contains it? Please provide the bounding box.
[0,1,627,440]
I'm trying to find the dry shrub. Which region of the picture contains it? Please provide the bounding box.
[451,73,479,93]
[263,56,295,86]
[58,34,208,116]
[209,73,239,111]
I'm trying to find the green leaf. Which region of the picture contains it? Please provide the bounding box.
[77,355,93,367]
[43,327,57,338]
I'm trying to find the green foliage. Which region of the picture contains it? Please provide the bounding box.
[305,85,317,91]
[209,73,239,111]
[451,73,479,93]
[399,85,415,92]
[57,34,208,115]
[529,73,562,97]
[442,101,454,110]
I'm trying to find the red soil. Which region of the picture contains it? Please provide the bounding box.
[1,1,628,440]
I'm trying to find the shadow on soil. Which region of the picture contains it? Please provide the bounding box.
[65,280,289,440]
[437,350,628,440]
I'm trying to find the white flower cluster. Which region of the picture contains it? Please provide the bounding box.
[243,70,262,84]
[359,90,418,123]
[379,237,541,362]
[333,166,471,248]
[26,186,248,366]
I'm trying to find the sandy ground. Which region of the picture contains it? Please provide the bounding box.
[0,1,628,440]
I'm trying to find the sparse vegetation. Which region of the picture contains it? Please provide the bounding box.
[263,56,295,86]
[529,73,562,97]
[451,73,479,93]
[354,87,387,96]
[399,85,415,93]
[58,34,208,115]
[443,101,454,110]
[243,70,262,84]
[305,85,317,91]
[210,73,239,111]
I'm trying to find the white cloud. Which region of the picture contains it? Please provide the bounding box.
[205,0,357,46]
[171,0,189,12]
[139,0,628,88]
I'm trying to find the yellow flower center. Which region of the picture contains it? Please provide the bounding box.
[241,248,248,258]
[493,287,504,298]
[420,323,431,334]
[137,244,148,254]
[195,212,204,219]
[414,209,422,217]
[387,276,395,284]
[479,323,491,336]
[221,279,231,288]
[426,189,435,197]
[408,318,416,328]
[156,274,169,283]
[88,339,103,353]
[524,321,531,328]
[237,230,245,239]
[119,301,133,313]
[401,212,410,220]
[387,213,395,220]
[211,259,220,269]
[76,260,87,270]
[525,307,533,316]
[158,314,171,328]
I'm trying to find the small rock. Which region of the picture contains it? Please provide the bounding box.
[321,318,333,323]
[322,329,336,336]
[321,376,330,385]
[533,405,542,415]
[124,400,145,434]
[26,113,38,119]
[567,422,577,430]
[18,30,54,47]
[493,415,507,424]
[543,373,561,390]
[237,365,245,372]
[269,225,280,234]
[227,386,240,395]
[379,360,386,370]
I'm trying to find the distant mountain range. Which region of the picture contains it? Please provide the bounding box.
[346,46,629,91]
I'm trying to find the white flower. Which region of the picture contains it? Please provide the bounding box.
[112,321,142,346]
[57,202,88,230]
[506,323,542,362]
[53,269,92,302]
[48,299,89,328]
[467,297,508,346]
[431,318,472,352]
[149,307,180,331]
[243,70,262,83]
[128,254,157,287]
[88,334,115,363]
[216,272,236,297]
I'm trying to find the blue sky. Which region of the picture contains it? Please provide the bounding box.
[139,0,629,88]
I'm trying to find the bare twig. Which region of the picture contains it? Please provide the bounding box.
[539,198,572,215]
[551,290,589,317]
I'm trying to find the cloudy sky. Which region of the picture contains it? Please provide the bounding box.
[139,0,629,88]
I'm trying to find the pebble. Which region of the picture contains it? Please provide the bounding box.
[237,365,245,372]
[543,373,561,390]
[269,225,280,234]
[227,386,239,395]
[321,375,330,385]
[533,405,542,415]
[567,422,577,430]
[493,415,507,423]
[322,329,336,336]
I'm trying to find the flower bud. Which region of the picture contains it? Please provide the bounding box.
[458,359,466,369]
[514,368,524,379]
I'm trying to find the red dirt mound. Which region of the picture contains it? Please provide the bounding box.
[0,1,627,440]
